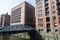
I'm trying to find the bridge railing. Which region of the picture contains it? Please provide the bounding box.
[41,34,60,40]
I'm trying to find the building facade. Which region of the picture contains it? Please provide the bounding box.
[10,1,35,28]
[0,17,1,26]
[1,13,10,27]
[36,0,60,34]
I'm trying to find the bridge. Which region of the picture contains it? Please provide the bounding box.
[0,25,44,40]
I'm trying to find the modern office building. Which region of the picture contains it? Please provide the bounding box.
[10,1,35,28]
[36,0,60,34]
[1,13,10,27]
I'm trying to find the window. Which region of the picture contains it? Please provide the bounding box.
[55,29,58,32]
[38,9,42,13]
[46,17,50,22]
[45,7,49,11]
[47,29,51,33]
[54,23,57,27]
[45,5,48,8]
[59,17,60,23]
[53,16,56,20]
[51,1,54,5]
[47,24,50,28]
[53,11,55,14]
[45,0,48,4]
[45,0,48,2]
[38,13,42,17]
[53,16,56,22]
[53,16,57,27]
[38,24,43,27]
[53,6,55,9]
[58,12,60,15]
[37,2,42,5]
[11,20,21,23]
[36,0,40,3]
[41,29,43,31]
[58,5,60,8]
[37,6,42,9]
[45,12,49,16]
[46,22,51,33]
[45,8,49,16]
[38,29,43,32]
[37,0,40,2]
[59,17,60,20]
[39,29,40,32]
[45,1,48,4]
[36,0,43,3]
[38,19,43,22]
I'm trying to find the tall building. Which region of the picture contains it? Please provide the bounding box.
[1,13,10,27]
[0,17,1,26]
[10,1,35,28]
[36,0,60,34]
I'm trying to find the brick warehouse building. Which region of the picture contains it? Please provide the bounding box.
[36,0,60,34]
[10,1,35,28]
[0,1,35,40]
[0,13,10,27]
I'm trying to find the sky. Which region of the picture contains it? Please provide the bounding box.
[0,0,35,15]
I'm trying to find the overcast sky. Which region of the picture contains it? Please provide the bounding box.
[0,0,35,15]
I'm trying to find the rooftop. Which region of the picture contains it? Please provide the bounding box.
[0,25,34,33]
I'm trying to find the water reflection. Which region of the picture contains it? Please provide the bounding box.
[10,32,30,40]
[0,32,30,40]
[0,30,44,40]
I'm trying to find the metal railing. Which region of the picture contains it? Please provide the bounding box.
[41,35,60,40]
